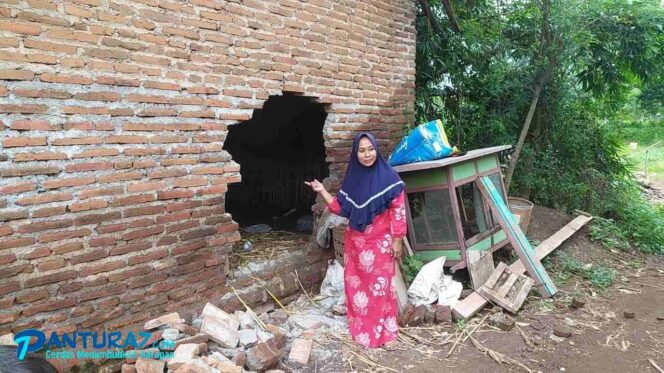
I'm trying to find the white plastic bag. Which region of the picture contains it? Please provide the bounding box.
[437,275,463,307]
[316,208,349,248]
[319,259,345,305]
[407,256,446,306]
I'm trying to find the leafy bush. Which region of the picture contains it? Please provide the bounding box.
[603,180,664,254]
[554,254,616,289]
[586,265,617,289]
[401,256,424,284]
[589,217,631,251]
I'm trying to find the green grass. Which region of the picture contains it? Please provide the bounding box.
[618,124,664,182]
[546,252,616,289]
[589,217,631,251]
[626,145,664,180]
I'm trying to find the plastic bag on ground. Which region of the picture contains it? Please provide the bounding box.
[437,275,463,307]
[407,256,446,306]
[315,207,349,248]
[388,119,455,166]
[319,259,345,305]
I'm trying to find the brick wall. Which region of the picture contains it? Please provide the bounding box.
[0,0,416,335]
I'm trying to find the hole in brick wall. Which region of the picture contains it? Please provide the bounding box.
[223,93,329,232]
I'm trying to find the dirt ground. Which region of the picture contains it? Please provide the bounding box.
[309,205,664,373]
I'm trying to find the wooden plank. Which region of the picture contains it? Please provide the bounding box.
[476,156,499,173]
[447,167,467,265]
[477,287,516,313]
[400,168,447,190]
[497,272,518,298]
[467,250,495,290]
[452,162,477,182]
[477,267,534,313]
[403,236,414,256]
[452,213,593,320]
[394,262,409,314]
[510,214,592,274]
[476,176,557,298]
[508,276,534,312]
[393,145,512,173]
[483,261,507,290]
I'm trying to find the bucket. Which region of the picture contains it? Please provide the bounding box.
[507,197,534,234]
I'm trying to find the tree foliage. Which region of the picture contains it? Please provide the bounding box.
[414,0,664,253]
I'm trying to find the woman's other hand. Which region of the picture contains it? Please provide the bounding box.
[305,179,334,205]
[304,179,326,194]
[391,238,403,258]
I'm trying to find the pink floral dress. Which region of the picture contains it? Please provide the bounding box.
[327,191,407,348]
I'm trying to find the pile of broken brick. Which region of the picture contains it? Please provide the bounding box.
[121,297,346,373]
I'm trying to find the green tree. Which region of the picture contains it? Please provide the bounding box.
[414,0,664,253]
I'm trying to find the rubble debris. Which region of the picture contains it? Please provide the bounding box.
[269,309,289,324]
[264,324,287,342]
[168,343,207,370]
[489,312,515,331]
[301,329,316,340]
[169,322,199,336]
[121,363,137,373]
[237,311,256,329]
[163,328,182,341]
[238,329,258,346]
[435,305,452,323]
[256,329,275,343]
[126,348,159,364]
[289,314,321,330]
[144,312,182,330]
[200,302,240,348]
[201,355,243,373]
[174,334,209,349]
[232,350,247,367]
[246,341,282,371]
[570,297,586,309]
[424,305,436,324]
[288,338,313,365]
[553,326,573,338]
[135,357,165,373]
[0,333,16,346]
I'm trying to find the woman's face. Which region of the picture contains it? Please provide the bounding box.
[357,137,377,167]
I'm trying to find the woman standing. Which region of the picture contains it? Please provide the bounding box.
[306,132,407,348]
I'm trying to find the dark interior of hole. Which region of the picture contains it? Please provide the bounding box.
[223,94,329,231]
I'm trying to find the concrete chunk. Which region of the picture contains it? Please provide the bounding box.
[172,359,215,373]
[173,333,209,349]
[238,329,258,346]
[200,302,240,348]
[201,356,243,373]
[144,312,181,330]
[246,341,282,372]
[168,322,199,336]
[167,343,205,370]
[121,364,137,373]
[135,358,165,373]
[288,338,313,365]
[0,333,16,346]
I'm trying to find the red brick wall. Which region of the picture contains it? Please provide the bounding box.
[0,0,416,334]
